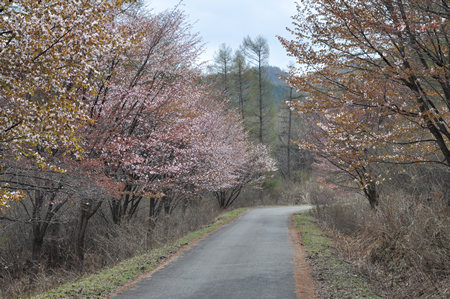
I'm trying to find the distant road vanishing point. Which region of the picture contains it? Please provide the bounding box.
[114,206,312,299]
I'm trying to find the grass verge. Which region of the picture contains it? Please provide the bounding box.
[34,208,248,299]
[295,211,379,298]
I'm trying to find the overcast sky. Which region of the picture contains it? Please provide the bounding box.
[144,0,298,69]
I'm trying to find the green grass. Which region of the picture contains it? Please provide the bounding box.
[34,208,248,299]
[295,211,379,299]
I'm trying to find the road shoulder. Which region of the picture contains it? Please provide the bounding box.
[289,214,317,299]
[293,211,379,298]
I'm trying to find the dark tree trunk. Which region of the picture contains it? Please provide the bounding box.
[76,200,102,267]
[30,186,65,272]
[110,184,143,225]
[287,88,293,180]
[146,198,159,249]
[403,70,450,165]
[363,181,378,210]
[30,189,44,269]
[76,209,89,263]
[238,63,244,119]
[215,186,243,209]
[31,236,44,267]
[258,59,263,143]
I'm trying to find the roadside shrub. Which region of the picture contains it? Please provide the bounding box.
[305,162,449,298]
[320,198,368,236]
[0,195,222,298]
[359,195,449,298]
[263,174,283,198]
[292,169,310,184]
[311,184,449,298]
[278,180,307,205]
[301,180,363,234]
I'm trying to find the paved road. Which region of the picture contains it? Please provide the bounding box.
[114,206,312,299]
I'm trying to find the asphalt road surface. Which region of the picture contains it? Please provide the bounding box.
[114,206,312,299]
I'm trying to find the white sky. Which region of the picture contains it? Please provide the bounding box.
[144,0,298,69]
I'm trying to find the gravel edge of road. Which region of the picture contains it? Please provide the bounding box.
[289,214,318,299]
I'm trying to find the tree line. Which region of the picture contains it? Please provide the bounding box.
[207,35,314,190]
[0,0,275,278]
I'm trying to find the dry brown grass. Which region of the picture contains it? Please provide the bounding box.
[357,196,449,298]
[0,196,222,298]
[310,185,450,298]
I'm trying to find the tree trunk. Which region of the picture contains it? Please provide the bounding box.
[287,88,293,180]
[364,181,378,209]
[215,187,243,209]
[29,187,65,273]
[30,189,44,271]
[31,233,44,274]
[146,198,157,249]
[238,64,244,119]
[76,200,102,268]
[258,59,263,143]
[76,209,89,264]
[405,71,450,165]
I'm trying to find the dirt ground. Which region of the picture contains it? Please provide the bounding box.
[289,214,318,299]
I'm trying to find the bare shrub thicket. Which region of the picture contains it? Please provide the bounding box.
[276,179,310,205]
[360,195,449,298]
[0,195,221,298]
[310,165,449,298]
[294,177,366,235]
[234,178,310,208]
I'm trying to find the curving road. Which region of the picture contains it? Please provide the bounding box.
[114,206,312,299]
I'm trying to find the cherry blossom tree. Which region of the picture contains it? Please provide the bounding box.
[0,0,139,269]
[280,0,449,207]
[0,0,134,211]
[0,1,279,268]
[214,143,277,209]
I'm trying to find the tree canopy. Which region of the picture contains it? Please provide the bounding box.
[279,0,449,206]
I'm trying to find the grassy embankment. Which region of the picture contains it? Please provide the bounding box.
[34,208,248,299]
[295,211,379,298]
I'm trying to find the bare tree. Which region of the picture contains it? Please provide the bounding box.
[232,49,249,119]
[212,43,233,94]
[242,36,269,143]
